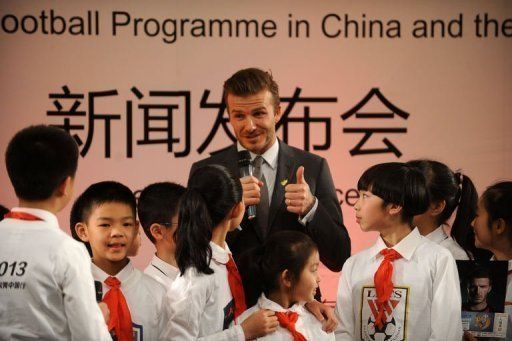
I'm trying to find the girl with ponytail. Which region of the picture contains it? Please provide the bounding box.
[407,159,491,260]
[164,165,278,340]
[238,231,334,340]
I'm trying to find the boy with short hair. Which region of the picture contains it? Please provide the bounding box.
[71,181,168,341]
[138,182,185,288]
[0,125,110,340]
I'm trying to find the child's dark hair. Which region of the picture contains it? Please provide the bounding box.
[175,165,242,275]
[6,125,78,201]
[244,231,318,299]
[357,162,429,223]
[407,159,480,259]
[70,181,136,256]
[137,182,186,244]
[481,181,512,241]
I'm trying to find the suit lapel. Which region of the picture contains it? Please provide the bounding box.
[268,141,295,229]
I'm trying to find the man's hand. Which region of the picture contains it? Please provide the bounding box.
[285,166,315,216]
[240,176,263,209]
[305,300,338,333]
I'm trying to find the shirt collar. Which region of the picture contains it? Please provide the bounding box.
[91,260,134,284]
[369,227,422,261]
[257,293,305,314]
[209,241,231,264]
[150,254,179,278]
[10,207,59,229]
[425,225,449,244]
[237,138,279,170]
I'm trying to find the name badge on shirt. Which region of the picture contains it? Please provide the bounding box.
[223,299,235,330]
[360,286,409,341]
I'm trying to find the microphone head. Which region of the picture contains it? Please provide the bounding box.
[237,150,251,167]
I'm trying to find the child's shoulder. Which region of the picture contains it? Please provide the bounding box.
[416,235,454,261]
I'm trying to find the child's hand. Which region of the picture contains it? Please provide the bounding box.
[304,300,338,333]
[241,309,278,340]
[462,331,478,341]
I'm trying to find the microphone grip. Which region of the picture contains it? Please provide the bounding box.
[239,164,257,219]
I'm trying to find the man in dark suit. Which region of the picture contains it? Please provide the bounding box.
[190,68,351,307]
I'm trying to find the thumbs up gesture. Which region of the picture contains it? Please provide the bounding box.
[285,166,316,216]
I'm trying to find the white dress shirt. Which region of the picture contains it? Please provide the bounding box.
[144,254,179,289]
[505,260,512,339]
[238,294,334,340]
[237,139,318,225]
[334,228,462,341]
[164,241,245,340]
[0,207,111,340]
[426,225,470,260]
[92,260,169,341]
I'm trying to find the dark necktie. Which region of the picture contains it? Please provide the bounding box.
[253,156,269,239]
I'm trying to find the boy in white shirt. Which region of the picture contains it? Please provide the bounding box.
[335,162,462,341]
[138,182,185,288]
[71,180,169,341]
[0,125,110,340]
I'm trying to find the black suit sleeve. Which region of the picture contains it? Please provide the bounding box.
[305,158,351,272]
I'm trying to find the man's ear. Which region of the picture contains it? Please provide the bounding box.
[274,105,282,123]
[74,222,89,242]
[149,223,164,241]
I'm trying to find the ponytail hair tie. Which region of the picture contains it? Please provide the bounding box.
[455,170,464,204]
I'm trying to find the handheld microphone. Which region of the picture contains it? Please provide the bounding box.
[238,150,256,219]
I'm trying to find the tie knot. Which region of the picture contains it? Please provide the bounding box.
[225,255,237,271]
[253,155,264,168]
[380,248,402,261]
[105,276,121,288]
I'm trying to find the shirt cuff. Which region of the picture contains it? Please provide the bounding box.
[298,197,318,226]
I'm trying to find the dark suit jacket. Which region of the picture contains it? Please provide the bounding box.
[190,140,351,304]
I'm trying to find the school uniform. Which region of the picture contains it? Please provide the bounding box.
[92,260,169,341]
[426,225,470,260]
[163,241,245,341]
[0,207,111,340]
[238,293,334,340]
[504,260,512,339]
[144,254,179,289]
[334,228,462,341]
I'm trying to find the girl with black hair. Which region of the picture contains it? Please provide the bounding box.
[408,159,491,260]
[238,231,334,340]
[468,181,512,340]
[164,165,278,340]
[335,162,462,340]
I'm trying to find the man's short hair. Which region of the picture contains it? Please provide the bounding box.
[468,267,493,285]
[223,68,280,109]
[70,181,136,256]
[6,125,78,201]
[137,182,186,244]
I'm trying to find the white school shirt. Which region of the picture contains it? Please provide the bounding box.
[92,260,169,341]
[238,294,334,340]
[163,241,245,341]
[426,225,470,260]
[144,254,179,289]
[0,207,111,340]
[334,228,462,341]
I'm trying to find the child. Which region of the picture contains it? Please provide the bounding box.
[470,181,512,339]
[408,159,491,260]
[138,181,185,287]
[71,181,168,341]
[238,230,334,340]
[335,162,462,340]
[0,125,110,340]
[164,165,279,340]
